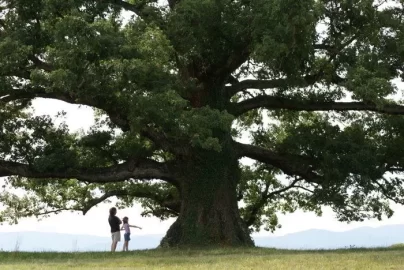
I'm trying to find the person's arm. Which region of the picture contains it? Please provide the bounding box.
[129,225,142,229]
[115,216,122,224]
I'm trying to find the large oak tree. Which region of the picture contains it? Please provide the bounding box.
[1,0,404,247]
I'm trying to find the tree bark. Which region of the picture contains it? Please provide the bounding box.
[230,95,404,117]
[160,142,254,247]
[0,159,175,184]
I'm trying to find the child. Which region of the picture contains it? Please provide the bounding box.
[121,216,142,251]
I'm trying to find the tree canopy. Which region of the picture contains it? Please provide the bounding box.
[1,0,404,247]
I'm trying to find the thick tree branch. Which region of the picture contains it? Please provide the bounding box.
[82,190,128,215]
[25,208,75,218]
[230,96,404,117]
[0,69,31,80]
[295,185,315,193]
[226,75,239,86]
[373,179,404,205]
[387,167,404,173]
[244,177,301,226]
[167,0,180,9]
[103,0,154,17]
[161,200,180,214]
[244,181,270,226]
[82,188,180,215]
[140,126,188,155]
[28,56,54,72]
[0,158,177,185]
[105,0,164,27]
[0,86,131,131]
[226,75,319,98]
[267,178,302,197]
[234,141,321,183]
[108,0,143,13]
[215,45,251,82]
[314,33,359,60]
[1,187,179,218]
[1,87,180,152]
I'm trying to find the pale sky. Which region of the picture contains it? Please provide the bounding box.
[1,98,404,238]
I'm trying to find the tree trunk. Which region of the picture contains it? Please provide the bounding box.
[160,142,254,247]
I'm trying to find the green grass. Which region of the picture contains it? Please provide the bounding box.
[1,247,404,269]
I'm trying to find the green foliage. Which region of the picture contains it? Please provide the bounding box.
[1,0,404,243]
[251,0,319,77]
[347,66,396,101]
[250,111,403,222]
[238,164,322,233]
[167,0,250,65]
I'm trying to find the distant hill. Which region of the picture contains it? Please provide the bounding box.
[254,224,404,250]
[1,224,403,252]
[0,232,163,252]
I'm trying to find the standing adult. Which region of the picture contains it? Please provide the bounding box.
[108,207,122,252]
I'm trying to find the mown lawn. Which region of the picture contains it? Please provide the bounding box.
[1,247,404,269]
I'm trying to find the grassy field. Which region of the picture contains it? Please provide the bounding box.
[1,247,404,270]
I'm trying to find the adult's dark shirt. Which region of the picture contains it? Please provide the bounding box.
[108,215,121,233]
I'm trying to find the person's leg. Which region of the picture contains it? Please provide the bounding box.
[126,233,130,251]
[116,232,121,251]
[123,233,129,251]
[111,233,115,252]
[111,232,119,252]
[122,233,126,251]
